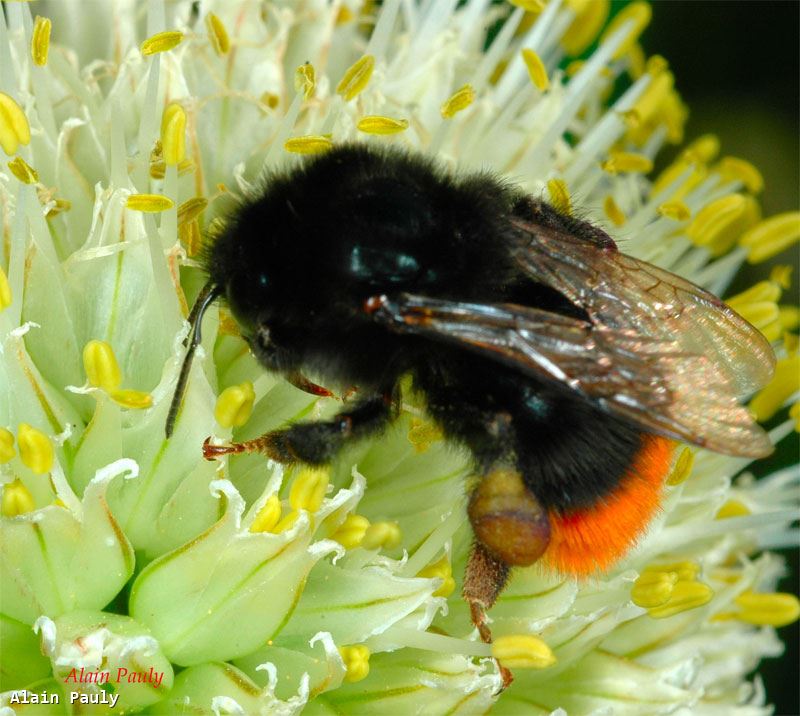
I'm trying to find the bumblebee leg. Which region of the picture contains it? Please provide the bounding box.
[203,393,395,464]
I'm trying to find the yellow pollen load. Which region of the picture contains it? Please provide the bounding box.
[284,135,334,155]
[2,479,36,517]
[714,591,800,628]
[250,494,282,533]
[440,84,475,119]
[140,30,184,56]
[17,423,54,475]
[417,555,455,598]
[603,196,626,227]
[715,499,750,520]
[491,635,556,669]
[657,200,690,222]
[740,212,800,264]
[331,513,370,549]
[599,1,651,61]
[336,55,375,101]
[215,381,256,429]
[0,266,12,311]
[356,115,409,135]
[83,339,122,391]
[547,178,571,216]
[0,427,15,463]
[295,63,316,100]
[687,194,760,257]
[339,645,370,683]
[7,156,38,184]
[361,520,402,550]
[109,389,153,409]
[126,194,174,212]
[666,447,694,486]
[716,156,764,194]
[161,103,187,166]
[289,467,330,513]
[407,417,443,453]
[561,0,610,56]
[521,49,549,92]
[0,92,31,156]
[31,15,51,66]
[177,197,208,228]
[601,151,653,175]
[749,355,800,422]
[205,12,230,55]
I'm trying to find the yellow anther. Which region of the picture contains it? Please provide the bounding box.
[715,591,800,628]
[407,418,443,453]
[618,108,641,129]
[628,70,674,142]
[250,494,282,533]
[647,580,713,619]
[733,302,780,338]
[440,84,475,119]
[45,198,72,218]
[653,156,707,201]
[741,212,800,264]
[205,12,230,55]
[109,389,154,410]
[149,158,194,180]
[599,1,651,60]
[336,55,375,101]
[417,555,455,598]
[643,561,700,583]
[331,513,370,549]
[686,194,752,253]
[626,42,646,79]
[603,196,626,227]
[770,265,793,290]
[666,447,694,486]
[17,423,53,475]
[0,266,11,311]
[83,340,122,391]
[601,151,653,175]
[716,156,764,194]
[141,30,184,56]
[547,178,571,216]
[339,645,370,683]
[177,197,208,227]
[361,521,402,550]
[716,499,750,520]
[2,479,35,517]
[356,115,409,135]
[0,428,15,463]
[161,103,187,166]
[7,156,38,184]
[31,15,52,66]
[561,0,609,56]
[520,49,548,91]
[284,135,333,155]
[565,60,584,77]
[790,401,800,432]
[294,63,316,101]
[336,5,355,24]
[749,355,800,422]
[728,281,782,310]
[215,381,256,429]
[260,92,280,111]
[126,194,174,212]
[0,92,31,156]
[784,333,799,355]
[179,219,202,258]
[289,466,330,512]
[645,54,669,76]
[779,307,800,332]
[686,134,720,163]
[491,635,556,669]
[273,510,300,533]
[631,570,677,608]
[658,200,691,222]
[509,0,546,11]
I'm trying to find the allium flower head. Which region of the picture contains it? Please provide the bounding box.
[1,1,798,714]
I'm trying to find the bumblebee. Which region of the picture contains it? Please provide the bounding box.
[167,144,774,684]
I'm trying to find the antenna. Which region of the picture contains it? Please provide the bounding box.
[165,281,221,437]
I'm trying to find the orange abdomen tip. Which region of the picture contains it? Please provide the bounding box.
[541,436,674,576]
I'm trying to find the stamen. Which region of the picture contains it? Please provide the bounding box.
[0,91,31,155]
[603,196,626,227]
[417,555,455,598]
[716,500,750,519]
[250,494,282,533]
[273,510,300,533]
[284,135,334,154]
[714,591,800,628]
[31,15,51,66]
[150,158,194,179]
[7,156,38,184]
[205,12,230,55]
[770,264,793,290]
[177,197,208,227]
[440,84,475,119]
[179,220,202,257]
[126,194,174,212]
[83,340,122,391]
[491,635,556,669]
[289,467,330,512]
[547,178,572,216]
[161,103,187,165]
[647,580,713,618]
[521,49,548,92]
[740,212,800,264]
[779,306,799,332]
[0,265,11,310]
[509,0,546,11]
[336,55,375,101]
[642,560,700,582]
[666,447,694,486]
[749,355,800,422]
[18,423,54,475]
[561,0,610,56]
[407,417,443,453]
[1,479,35,517]
[716,156,764,194]
[361,521,402,550]
[790,402,800,432]
[0,427,15,462]
[631,570,677,608]
[687,134,720,163]
[339,645,370,683]
[626,42,646,79]
[728,281,782,308]
[657,200,690,222]
[636,561,712,617]
[331,513,370,549]
[356,115,409,135]
[45,198,72,218]
[214,381,256,429]
[109,389,154,409]
[601,151,653,175]
[686,194,747,249]
[140,30,184,56]
[599,1,652,60]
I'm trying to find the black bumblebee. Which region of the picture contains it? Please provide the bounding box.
[167,144,774,683]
